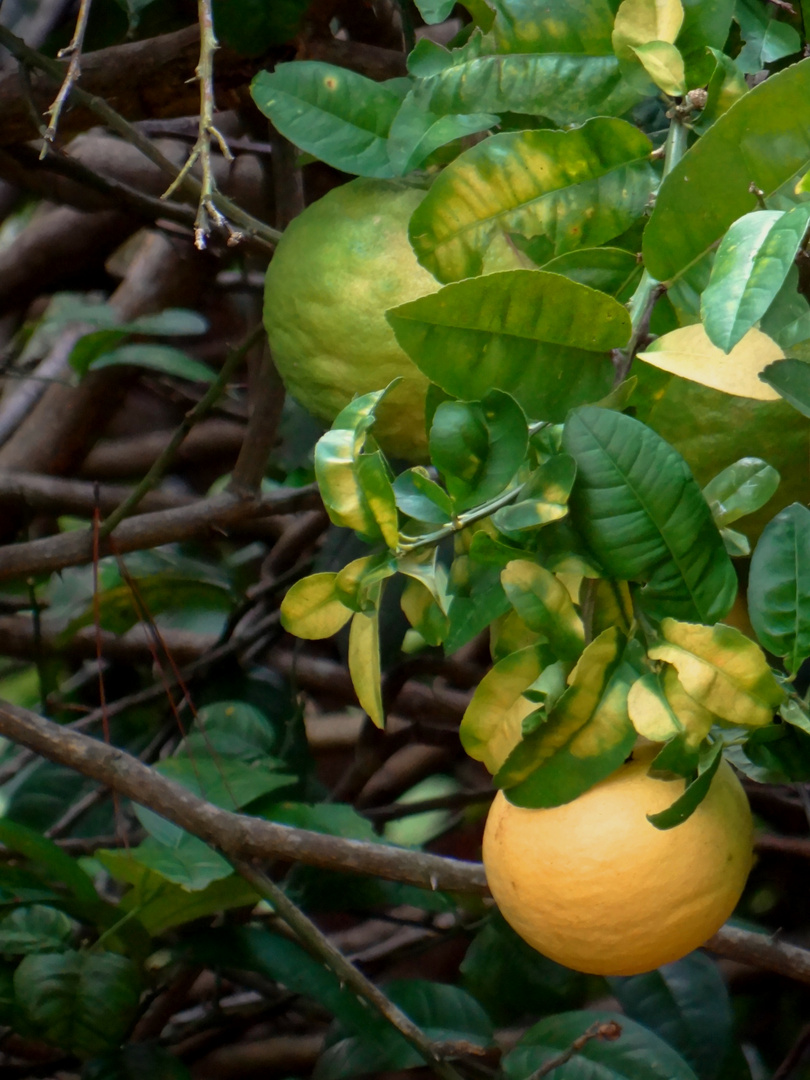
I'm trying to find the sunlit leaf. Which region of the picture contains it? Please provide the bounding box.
[409,120,656,282]
[501,560,585,662]
[627,672,684,742]
[388,91,497,175]
[630,41,686,96]
[497,629,639,808]
[648,618,785,726]
[460,643,554,772]
[612,0,684,62]
[280,573,353,639]
[388,271,628,421]
[637,324,783,399]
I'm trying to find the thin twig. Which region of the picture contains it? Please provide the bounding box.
[525,1021,622,1080]
[234,861,468,1080]
[100,324,264,537]
[41,0,93,152]
[163,0,233,249]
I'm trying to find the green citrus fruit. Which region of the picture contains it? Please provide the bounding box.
[263,178,442,461]
[482,744,753,976]
[633,359,810,538]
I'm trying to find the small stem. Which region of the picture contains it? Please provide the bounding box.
[99,324,264,538]
[525,1020,622,1080]
[41,0,93,153]
[233,860,468,1080]
[397,482,526,555]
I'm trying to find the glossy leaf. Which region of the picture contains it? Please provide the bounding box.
[612,0,684,62]
[488,0,618,54]
[608,953,734,1080]
[749,502,810,674]
[644,58,810,283]
[393,467,453,523]
[429,390,528,510]
[677,0,737,86]
[493,454,577,533]
[647,739,723,829]
[759,357,810,418]
[15,950,141,1059]
[503,1010,698,1080]
[460,643,554,772]
[250,63,405,178]
[388,271,627,421]
[412,53,643,130]
[637,324,784,399]
[648,618,785,725]
[280,573,353,639]
[702,457,781,528]
[501,560,585,662]
[497,629,639,808]
[701,207,810,352]
[388,91,497,175]
[692,48,748,134]
[563,407,737,623]
[629,42,686,96]
[349,609,384,728]
[409,120,656,282]
[627,671,684,742]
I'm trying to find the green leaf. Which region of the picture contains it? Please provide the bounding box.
[749,502,810,674]
[503,1010,699,1080]
[702,457,781,528]
[501,560,585,662]
[388,271,628,421]
[488,0,618,54]
[430,390,527,511]
[388,91,497,175]
[126,833,233,890]
[677,0,737,87]
[349,609,385,728]
[539,247,643,299]
[413,0,456,23]
[563,407,737,623]
[90,344,217,382]
[0,905,76,955]
[15,950,141,1059]
[409,120,656,282]
[607,953,735,1080]
[646,739,723,829]
[460,643,555,772]
[250,62,405,178]
[759,357,810,418]
[0,819,97,905]
[496,628,638,807]
[280,573,353,640]
[648,618,785,725]
[123,308,208,336]
[644,58,810,283]
[394,468,453,523]
[413,53,644,129]
[493,454,577,533]
[701,207,810,352]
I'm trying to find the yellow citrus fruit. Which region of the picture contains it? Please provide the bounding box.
[263,178,442,461]
[482,745,753,976]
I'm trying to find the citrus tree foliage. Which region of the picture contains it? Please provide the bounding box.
[260,0,810,822]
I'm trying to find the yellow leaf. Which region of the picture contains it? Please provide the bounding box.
[280,573,353,640]
[628,672,683,741]
[637,324,783,400]
[349,611,384,728]
[612,0,684,61]
[648,619,785,727]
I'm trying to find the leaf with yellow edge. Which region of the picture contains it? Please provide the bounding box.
[648,618,785,727]
[637,324,783,400]
[628,671,684,742]
[280,573,353,640]
[612,0,684,61]
[496,628,640,808]
[335,554,396,612]
[501,560,585,663]
[660,665,716,748]
[348,610,384,728]
[460,643,554,773]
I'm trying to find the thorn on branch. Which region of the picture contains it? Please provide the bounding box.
[41,0,94,155]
